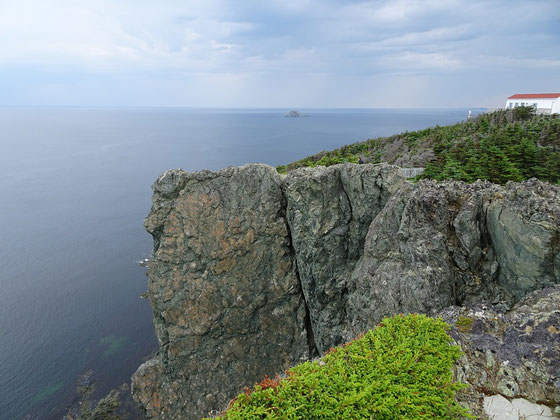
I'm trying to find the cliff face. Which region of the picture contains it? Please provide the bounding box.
[132,163,560,419]
[347,178,560,338]
[132,165,311,417]
[284,164,404,353]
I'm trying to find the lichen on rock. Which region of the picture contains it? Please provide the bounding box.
[439,285,560,418]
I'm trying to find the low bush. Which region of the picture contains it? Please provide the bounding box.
[214,314,472,419]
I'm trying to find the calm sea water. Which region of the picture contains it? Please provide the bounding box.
[0,107,483,419]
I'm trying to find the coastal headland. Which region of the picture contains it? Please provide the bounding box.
[132,160,560,419]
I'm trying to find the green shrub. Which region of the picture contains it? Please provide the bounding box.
[513,105,536,120]
[215,314,472,419]
[276,165,287,175]
[278,110,560,185]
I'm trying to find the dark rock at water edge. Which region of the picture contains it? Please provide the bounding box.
[64,370,147,420]
[132,163,560,419]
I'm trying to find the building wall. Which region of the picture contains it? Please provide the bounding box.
[506,99,555,109]
[400,167,425,178]
[505,98,557,112]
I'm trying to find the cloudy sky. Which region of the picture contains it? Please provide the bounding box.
[1,0,559,108]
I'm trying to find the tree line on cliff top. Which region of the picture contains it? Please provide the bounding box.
[277,107,560,185]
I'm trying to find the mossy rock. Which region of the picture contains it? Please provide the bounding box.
[455,316,473,333]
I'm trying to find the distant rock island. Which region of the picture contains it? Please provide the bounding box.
[284,110,307,117]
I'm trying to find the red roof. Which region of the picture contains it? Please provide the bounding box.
[507,93,560,99]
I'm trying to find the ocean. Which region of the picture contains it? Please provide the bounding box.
[0,107,483,419]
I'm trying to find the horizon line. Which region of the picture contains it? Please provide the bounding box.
[0,105,490,110]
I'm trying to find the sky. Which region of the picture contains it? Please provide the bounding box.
[1,0,559,108]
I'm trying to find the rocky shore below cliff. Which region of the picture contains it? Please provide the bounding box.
[132,163,560,419]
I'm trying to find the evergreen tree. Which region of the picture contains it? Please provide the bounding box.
[281,110,560,185]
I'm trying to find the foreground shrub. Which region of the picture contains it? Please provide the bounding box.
[215,314,472,419]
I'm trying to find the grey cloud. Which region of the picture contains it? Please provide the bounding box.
[1,0,559,106]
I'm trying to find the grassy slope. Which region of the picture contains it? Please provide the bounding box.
[278,107,560,185]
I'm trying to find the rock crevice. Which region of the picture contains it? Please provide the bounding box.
[279,194,318,359]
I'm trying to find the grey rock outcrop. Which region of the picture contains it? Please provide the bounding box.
[132,165,311,419]
[132,163,560,419]
[346,178,560,339]
[439,285,560,418]
[483,395,558,420]
[284,164,404,352]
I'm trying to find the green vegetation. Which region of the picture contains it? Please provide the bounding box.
[455,316,473,333]
[279,108,560,185]
[214,314,472,419]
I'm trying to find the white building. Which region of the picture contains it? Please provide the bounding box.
[505,93,560,114]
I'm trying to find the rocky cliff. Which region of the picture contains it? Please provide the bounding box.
[132,163,559,419]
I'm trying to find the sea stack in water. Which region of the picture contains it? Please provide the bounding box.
[285,110,305,117]
[132,163,560,419]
